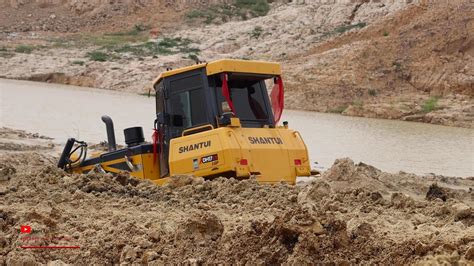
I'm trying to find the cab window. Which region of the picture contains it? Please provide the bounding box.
[168,88,207,137]
[213,75,270,121]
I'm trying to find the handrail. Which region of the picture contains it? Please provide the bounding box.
[182,124,214,137]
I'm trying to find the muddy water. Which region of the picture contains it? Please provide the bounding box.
[1,79,473,177]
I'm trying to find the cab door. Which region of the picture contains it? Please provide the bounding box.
[162,69,213,176]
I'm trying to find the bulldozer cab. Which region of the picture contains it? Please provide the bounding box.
[153,59,284,177]
[58,59,310,184]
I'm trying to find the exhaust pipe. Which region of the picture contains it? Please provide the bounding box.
[57,138,76,169]
[101,115,117,152]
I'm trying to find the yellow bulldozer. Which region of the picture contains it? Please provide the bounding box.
[58,59,312,185]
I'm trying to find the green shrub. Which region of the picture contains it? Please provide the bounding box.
[15,45,35,54]
[422,97,440,113]
[158,37,181,48]
[250,26,264,39]
[368,89,377,96]
[186,0,270,24]
[329,105,348,113]
[334,22,367,34]
[87,51,109,62]
[72,60,85,66]
[186,9,217,24]
[383,31,389,37]
[393,61,402,72]
[133,23,148,33]
[0,46,7,52]
[188,54,199,62]
[235,0,270,17]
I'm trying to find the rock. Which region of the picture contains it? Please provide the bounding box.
[288,194,297,202]
[148,231,161,242]
[391,193,414,209]
[452,203,472,221]
[142,251,159,263]
[370,191,383,202]
[0,163,16,180]
[297,179,332,204]
[120,245,137,262]
[426,183,448,201]
[465,246,474,260]
[47,260,68,266]
[177,212,224,242]
[350,222,374,239]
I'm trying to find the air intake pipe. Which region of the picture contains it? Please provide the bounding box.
[101,115,117,152]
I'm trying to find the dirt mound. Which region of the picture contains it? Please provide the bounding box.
[1,151,473,264]
[0,127,55,155]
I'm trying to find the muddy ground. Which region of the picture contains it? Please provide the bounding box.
[0,128,472,264]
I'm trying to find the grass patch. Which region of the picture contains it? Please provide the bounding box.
[47,29,197,61]
[353,99,364,108]
[329,105,348,114]
[250,26,264,39]
[87,51,110,62]
[15,45,36,54]
[186,0,270,24]
[235,0,270,17]
[112,37,199,57]
[334,22,367,34]
[422,97,440,113]
[72,60,85,66]
[73,37,199,61]
[0,46,7,52]
[383,30,389,37]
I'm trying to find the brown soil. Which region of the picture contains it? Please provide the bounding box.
[0,130,473,264]
[0,0,217,33]
[0,127,55,154]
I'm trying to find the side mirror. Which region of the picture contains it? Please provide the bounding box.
[156,112,170,125]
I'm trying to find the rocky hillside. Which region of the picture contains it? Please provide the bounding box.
[0,0,472,127]
[284,0,473,127]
